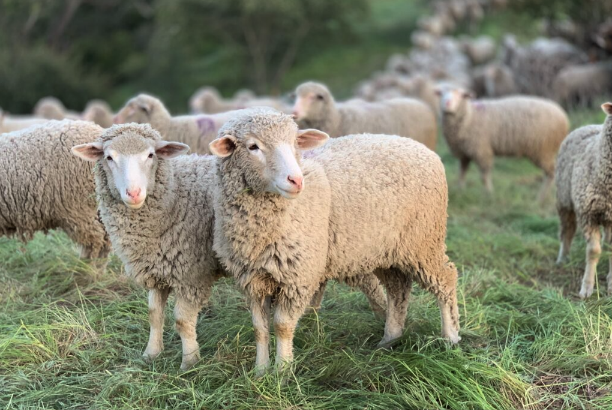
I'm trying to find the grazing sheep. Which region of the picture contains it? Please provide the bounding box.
[83,100,114,128]
[293,82,437,150]
[34,96,79,120]
[553,61,612,108]
[72,123,228,370]
[555,103,612,298]
[114,93,239,154]
[0,120,110,263]
[210,108,459,373]
[436,87,569,200]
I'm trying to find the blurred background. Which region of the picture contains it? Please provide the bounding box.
[0,0,610,114]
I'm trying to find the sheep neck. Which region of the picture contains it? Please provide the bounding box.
[594,116,612,187]
[442,100,473,142]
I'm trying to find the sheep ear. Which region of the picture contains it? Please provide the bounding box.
[155,141,190,159]
[72,142,104,162]
[138,102,152,115]
[602,103,612,116]
[297,129,329,150]
[209,135,237,157]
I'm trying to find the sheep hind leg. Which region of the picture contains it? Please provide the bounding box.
[605,227,612,296]
[537,168,555,204]
[174,293,206,371]
[556,208,576,265]
[580,227,601,299]
[344,274,387,320]
[376,269,412,348]
[308,281,327,311]
[251,295,272,376]
[476,161,494,194]
[143,287,171,361]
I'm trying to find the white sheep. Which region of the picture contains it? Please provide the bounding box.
[436,87,569,201]
[293,81,438,151]
[209,108,459,374]
[555,103,612,298]
[82,99,114,128]
[553,61,612,108]
[33,96,80,120]
[0,110,49,134]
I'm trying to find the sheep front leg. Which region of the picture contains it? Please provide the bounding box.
[580,227,601,299]
[458,157,470,189]
[273,291,310,372]
[251,295,272,376]
[605,227,612,295]
[437,292,461,344]
[143,287,170,360]
[174,294,205,371]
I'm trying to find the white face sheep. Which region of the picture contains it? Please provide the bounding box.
[555,103,612,298]
[436,87,569,201]
[210,108,459,375]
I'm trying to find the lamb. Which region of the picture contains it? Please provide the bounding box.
[553,61,612,108]
[209,108,459,374]
[83,99,114,128]
[0,120,110,263]
[33,96,79,120]
[114,93,240,154]
[293,82,437,151]
[436,87,569,201]
[555,103,612,298]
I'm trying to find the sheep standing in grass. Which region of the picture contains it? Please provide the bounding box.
[114,93,240,154]
[0,120,110,262]
[72,124,227,370]
[436,87,569,200]
[210,108,459,374]
[555,103,612,298]
[293,81,437,151]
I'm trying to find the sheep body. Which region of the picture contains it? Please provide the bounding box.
[0,120,110,260]
[0,112,49,133]
[83,100,114,128]
[555,105,612,298]
[553,61,612,107]
[294,82,437,150]
[34,97,80,120]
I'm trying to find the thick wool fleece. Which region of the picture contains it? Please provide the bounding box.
[94,124,226,304]
[116,94,240,155]
[555,115,612,297]
[296,82,437,150]
[0,120,110,259]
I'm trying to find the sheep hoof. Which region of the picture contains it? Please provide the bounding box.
[377,337,400,350]
[142,349,162,361]
[445,332,461,345]
[180,352,200,371]
[579,287,594,299]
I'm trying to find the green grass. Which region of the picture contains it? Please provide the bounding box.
[2,109,612,409]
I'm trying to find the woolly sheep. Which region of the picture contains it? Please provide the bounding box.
[553,61,612,108]
[190,86,290,114]
[83,99,114,128]
[209,108,459,373]
[436,87,569,201]
[555,103,612,298]
[293,82,437,150]
[0,111,49,134]
[461,36,496,65]
[0,120,110,262]
[34,96,79,120]
[114,93,239,155]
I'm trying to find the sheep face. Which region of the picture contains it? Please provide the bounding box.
[293,82,333,124]
[436,88,473,114]
[114,95,158,125]
[72,128,189,209]
[210,112,328,199]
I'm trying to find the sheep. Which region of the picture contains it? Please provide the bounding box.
[33,96,79,120]
[72,123,228,370]
[0,110,50,134]
[114,93,239,155]
[553,61,612,108]
[190,86,291,114]
[209,108,460,373]
[82,99,114,128]
[555,103,612,298]
[436,87,569,201]
[293,82,437,151]
[461,36,496,66]
[72,123,387,369]
[0,120,110,263]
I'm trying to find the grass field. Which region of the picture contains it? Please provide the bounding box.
[1,108,611,409]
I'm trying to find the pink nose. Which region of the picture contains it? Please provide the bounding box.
[287,175,303,191]
[126,187,142,200]
[113,115,121,124]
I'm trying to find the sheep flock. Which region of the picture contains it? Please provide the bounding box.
[3,0,612,384]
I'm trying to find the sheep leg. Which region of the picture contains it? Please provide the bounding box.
[605,227,612,296]
[556,208,576,264]
[475,159,494,193]
[580,227,601,299]
[343,274,387,320]
[308,281,327,310]
[174,294,204,371]
[537,170,555,204]
[273,292,310,372]
[458,158,470,189]
[143,287,170,361]
[376,270,412,348]
[251,295,272,376]
[437,293,461,344]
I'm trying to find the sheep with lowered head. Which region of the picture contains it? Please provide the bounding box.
[1,120,110,262]
[293,81,437,150]
[436,87,569,200]
[209,108,459,374]
[114,93,240,155]
[555,103,612,298]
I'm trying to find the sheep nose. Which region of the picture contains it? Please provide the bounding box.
[126,187,142,199]
[287,175,303,191]
[113,115,121,124]
[291,111,299,119]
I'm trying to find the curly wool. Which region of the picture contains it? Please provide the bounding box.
[0,120,110,258]
[94,124,225,304]
[295,82,437,150]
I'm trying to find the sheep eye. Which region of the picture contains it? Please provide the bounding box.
[316,94,324,100]
[248,143,259,151]
[106,156,113,161]
[148,153,154,159]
